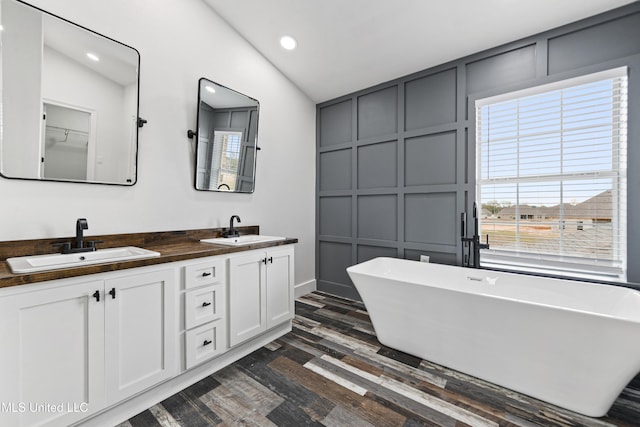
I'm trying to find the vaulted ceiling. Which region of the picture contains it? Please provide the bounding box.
[204,0,637,103]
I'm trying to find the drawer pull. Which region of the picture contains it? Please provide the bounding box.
[201,272,212,277]
[93,290,100,302]
[203,339,212,346]
[202,301,212,307]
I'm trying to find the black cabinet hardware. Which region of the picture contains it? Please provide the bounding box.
[93,290,100,302]
[109,288,116,299]
[268,257,273,263]
[203,339,212,346]
[202,272,212,277]
[262,258,267,264]
[202,301,212,307]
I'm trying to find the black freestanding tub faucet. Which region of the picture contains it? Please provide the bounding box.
[461,203,490,268]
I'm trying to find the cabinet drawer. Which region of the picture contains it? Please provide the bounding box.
[185,284,225,329]
[184,258,226,289]
[185,320,226,369]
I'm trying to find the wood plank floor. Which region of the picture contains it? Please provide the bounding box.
[119,291,640,427]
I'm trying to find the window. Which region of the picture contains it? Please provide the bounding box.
[210,130,243,190]
[476,67,628,281]
[219,132,241,172]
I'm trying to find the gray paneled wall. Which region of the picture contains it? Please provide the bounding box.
[316,3,640,300]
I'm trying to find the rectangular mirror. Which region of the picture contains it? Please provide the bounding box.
[0,0,140,185]
[194,78,258,193]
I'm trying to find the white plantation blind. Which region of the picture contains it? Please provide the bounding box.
[476,68,628,280]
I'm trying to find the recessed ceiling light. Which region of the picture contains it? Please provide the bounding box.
[205,85,216,93]
[280,35,297,50]
[86,52,100,61]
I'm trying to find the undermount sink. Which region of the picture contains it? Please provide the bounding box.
[200,235,286,247]
[6,246,161,274]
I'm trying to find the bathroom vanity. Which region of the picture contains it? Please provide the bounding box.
[0,227,296,427]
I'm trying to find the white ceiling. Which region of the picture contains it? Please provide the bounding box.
[199,79,258,109]
[44,14,138,86]
[203,0,637,104]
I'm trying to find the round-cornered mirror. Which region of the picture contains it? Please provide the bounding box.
[193,78,259,193]
[0,0,140,185]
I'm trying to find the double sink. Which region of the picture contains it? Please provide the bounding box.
[6,235,285,274]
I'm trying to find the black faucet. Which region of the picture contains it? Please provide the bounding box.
[225,215,241,238]
[76,218,88,250]
[52,218,101,254]
[461,203,490,268]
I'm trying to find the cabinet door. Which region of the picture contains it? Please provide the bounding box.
[0,280,105,427]
[228,251,266,347]
[104,269,176,404]
[266,247,295,329]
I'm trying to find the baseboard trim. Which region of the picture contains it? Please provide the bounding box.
[294,279,316,298]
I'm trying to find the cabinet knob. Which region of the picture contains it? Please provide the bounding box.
[202,301,212,307]
[108,288,116,299]
[268,257,273,263]
[262,258,267,264]
[202,272,212,277]
[203,339,212,346]
[93,290,100,302]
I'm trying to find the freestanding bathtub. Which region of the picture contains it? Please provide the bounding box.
[346,257,640,417]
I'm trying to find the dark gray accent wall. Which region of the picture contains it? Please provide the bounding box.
[316,3,640,300]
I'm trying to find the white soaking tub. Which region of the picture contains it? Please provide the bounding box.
[346,257,640,417]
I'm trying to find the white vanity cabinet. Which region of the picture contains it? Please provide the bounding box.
[0,279,106,427]
[183,258,227,369]
[104,269,176,404]
[228,246,294,347]
[0,268,176,427]
[0,241,295,427]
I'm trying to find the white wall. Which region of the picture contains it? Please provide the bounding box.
[0,0,317,287]
[1,0,42,179]
[43,46,129,183]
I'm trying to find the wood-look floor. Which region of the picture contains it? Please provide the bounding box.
[119,292,640,427]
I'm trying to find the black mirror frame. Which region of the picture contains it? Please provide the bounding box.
[0,0,142,186]
[191,78,259,194]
